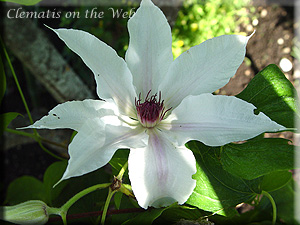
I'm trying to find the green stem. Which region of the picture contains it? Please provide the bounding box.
[58,183,111,224]
[39,136,68,149]
[47,207,67,225]
[37,141,66,161]
[262,191,277,225]
[96,162,128,225]
[5,128,68,150]
[5,128,66,161]
[0,37,65,161]
[0,37,35,127]
[60,183,111,214]
[117,161,128,180]
[61,212,67,225]
[98,188,116,225]
[5,128,36,139]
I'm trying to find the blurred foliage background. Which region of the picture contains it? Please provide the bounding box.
[171,0,254,58]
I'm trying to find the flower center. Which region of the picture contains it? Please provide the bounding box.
[135,91,171,128]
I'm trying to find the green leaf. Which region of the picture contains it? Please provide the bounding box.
[0,112,21,135]
[43,161,68,206]
[4,161,68,208]
[110,193,141,225]
[270,180,299,224]
[186,141,260,216]
[109,149,129,176]
[260,171,292,192]
[154,205,205,224]
[70,130,77,142]
[57,167,111,224]
[0,0,43,6]
[5,176,47,205]
[236,64,298,129]
[114,191,123,210]
[220,138,295,180]
[258,180,299,225]
[0,54,6,103]
[122,207,167,225]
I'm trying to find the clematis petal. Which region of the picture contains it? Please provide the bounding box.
[160,94,286,147]
[20,99,117,131]
[49,27,137,117]
[159,33,253,109]
[60,118,148,182]
[128,129,196,209]
[125,0,173,97]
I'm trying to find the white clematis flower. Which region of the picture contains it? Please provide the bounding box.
[24,0,285,209]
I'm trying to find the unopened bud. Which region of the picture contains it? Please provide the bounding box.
[0,200,49,225]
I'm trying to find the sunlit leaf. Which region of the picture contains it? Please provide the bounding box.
[220,138,295,180]
[236,64,299,129]
[186,141,260,216]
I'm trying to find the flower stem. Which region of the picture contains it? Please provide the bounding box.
[117,161,128,180]
[0,37,35,127]
[61,212,67,225]
[262,190,277,225]
[57,183,111,224]
[37,141,66,161]
[96,162,129,225]
[55,163,131,224]
[5,128,36,139]
[60,183,111,214]
[0,37,66,161]
[5,128,66,161]
[5,128,68,150]
[116,161,135,197]
[97,188,116,225]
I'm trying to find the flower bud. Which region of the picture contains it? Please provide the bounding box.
[0,200,49,225]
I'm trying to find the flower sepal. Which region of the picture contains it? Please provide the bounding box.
[119,184,135,198]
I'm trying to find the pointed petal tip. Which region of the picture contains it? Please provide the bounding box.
[247,30,256,40]
[43,24,57,33]
[275,124,287,132]
[53,168,72,188]
[16,124,36,130]
[166,94,289,147]
[255,111,286,132]
[141,0,154,6]
[127,0,173,96]
[53,179,63,188]
[43,24,51,29]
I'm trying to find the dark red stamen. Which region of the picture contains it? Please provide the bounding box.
[135,91,171,128]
